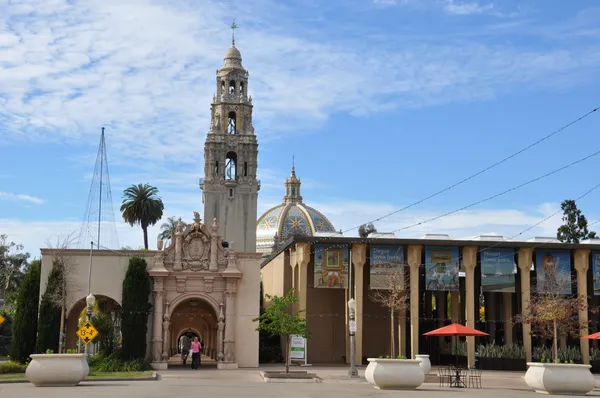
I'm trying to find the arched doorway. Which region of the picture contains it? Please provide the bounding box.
[65,295,121,354]
[168,296,219,368]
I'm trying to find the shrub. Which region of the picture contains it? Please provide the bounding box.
[0,312,12,357]
[0,361,27,374]
[10,260,41,363]
[36,261,63,353]
[120,257,151,360]
[89,353,152,373]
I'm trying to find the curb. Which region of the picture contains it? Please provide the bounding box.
[0,372,159,384]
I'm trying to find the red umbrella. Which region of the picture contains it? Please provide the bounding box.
[423,323,488,337]
[582,331,600,339]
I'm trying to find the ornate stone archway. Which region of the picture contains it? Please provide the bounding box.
[148,213,243,370]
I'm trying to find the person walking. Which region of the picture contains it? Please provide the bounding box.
[179,334,191,365]
[190,336,202,370]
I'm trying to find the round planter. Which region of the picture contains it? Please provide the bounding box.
[415,354,431,374]
[365,358,425,390]
[524,362,595,395]
[26,354,89,387]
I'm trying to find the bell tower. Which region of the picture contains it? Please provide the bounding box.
[200,25,259,253]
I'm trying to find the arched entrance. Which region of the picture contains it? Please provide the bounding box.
[65,295,121,354]
[168,296,219,368]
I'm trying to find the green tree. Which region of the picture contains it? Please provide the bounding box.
[0,234,30,316]
[120,257,152,360]
[35,261,63,353]
[556,200,597,244]
[10,260,41,363]
[0,311,12,357]
[120,184,164,250]
[158,216,185,247]
[253,290,309,373]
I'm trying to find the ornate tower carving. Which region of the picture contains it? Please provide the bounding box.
[200,34,259,253]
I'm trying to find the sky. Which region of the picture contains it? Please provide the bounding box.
[0,0,599,258]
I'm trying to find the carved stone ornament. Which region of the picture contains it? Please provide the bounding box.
[176,277,186,293]
[154,277,164,292]
[204,277,215,293]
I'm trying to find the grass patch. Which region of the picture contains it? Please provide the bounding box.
[0,370,154,382]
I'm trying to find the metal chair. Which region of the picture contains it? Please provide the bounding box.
[468,367,483,388]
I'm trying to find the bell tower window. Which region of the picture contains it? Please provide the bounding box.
[244,161,248,176]
[214,161,219,176]
[229,80,236,94]
[227,112,237,134]
[239,82,244,95]
[225,152,237,181]
[221,81,225,95]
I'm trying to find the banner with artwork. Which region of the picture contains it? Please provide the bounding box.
[425,246,459,291]
[313,244,349,289]
[481,248,515,293]
[369,245,404,290]
[593,252,600,296]
[535,250,572,294]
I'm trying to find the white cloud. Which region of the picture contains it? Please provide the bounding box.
[3,199,592,258]
[0,191,45,205]
[443,0,495,16]
[1,0,599,165]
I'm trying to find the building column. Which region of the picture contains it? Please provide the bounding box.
[295,242,310,318]
[518,248,533,362]
[219,278,238,369]
[575,249,591,365]
[451,291,459,352]
[503,293,513,345]
[352,243,366,365]
[151,277,165,368]
[463,246,477,369]
[407,245,422,358]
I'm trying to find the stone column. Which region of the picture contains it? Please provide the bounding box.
[217,301,225,363]
[151,278,165,369]
[161,313,170,362]
[296,243,310,319]
[174,219,183,271]
[575,249,591,364]
[351,243,366,365]
[518,248,533,362]
[210,218,218,272]
[407,245,422,358]
[463,246,477,369]
[218,279,238,369]
[503,293,513,345]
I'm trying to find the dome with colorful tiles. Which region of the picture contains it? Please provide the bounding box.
[256,164,337,253]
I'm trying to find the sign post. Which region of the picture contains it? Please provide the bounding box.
[289,334,311,367]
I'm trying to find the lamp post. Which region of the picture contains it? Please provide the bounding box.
[84,293,95,356]
[348,298,358,378]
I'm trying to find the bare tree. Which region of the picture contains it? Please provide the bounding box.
[44,232,83,353]
[369,266,410,358]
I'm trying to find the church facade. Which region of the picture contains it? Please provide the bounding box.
[38,40,263,369]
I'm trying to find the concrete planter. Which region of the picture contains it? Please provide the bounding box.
[524,362,595,395]
[415,354,431,374]
[26,354,89,387]
[365,358,425,390]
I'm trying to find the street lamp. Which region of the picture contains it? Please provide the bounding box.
[85,293,95,355]
[348,298,358,378]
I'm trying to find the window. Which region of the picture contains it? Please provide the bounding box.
[239,82,244,95]
[229,80,235,94]
[229,188,233,198]
[227,111,236,134]
[221,81,225,95]
[214,161,219,176]
[225,152,237,180]
[244,161,248,176]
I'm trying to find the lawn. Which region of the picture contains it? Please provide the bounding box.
[0,370,154,381]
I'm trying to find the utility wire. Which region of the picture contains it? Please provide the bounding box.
[335,105,599,236]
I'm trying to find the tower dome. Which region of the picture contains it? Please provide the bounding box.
[256,163,337,253]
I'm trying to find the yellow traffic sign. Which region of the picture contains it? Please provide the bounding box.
[76,321,98,344]
[0,314,5,325]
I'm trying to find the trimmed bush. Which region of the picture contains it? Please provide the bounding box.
[120,257,151,360]
[10,260,41,363]
[89,353,152,372]
[0,361,27,374]
[36,261,63,353]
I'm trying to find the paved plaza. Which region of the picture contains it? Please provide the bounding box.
[3,366,600,397]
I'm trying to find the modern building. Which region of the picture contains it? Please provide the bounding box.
[261,234,600,366]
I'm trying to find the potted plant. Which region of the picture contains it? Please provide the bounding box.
[514,276,596,395]
[478,343,526,371]
[367,267,424,390]
[26,348,89,387]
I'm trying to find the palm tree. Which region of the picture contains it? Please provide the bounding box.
[120,184,164,249]
[158,216,185,247]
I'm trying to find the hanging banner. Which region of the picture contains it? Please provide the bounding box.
[593,252,600,296]
[425,246,459,291]
[535,250,572,294]
[481,248,515,293]
[313,244,349,288]
[369,245,404,290]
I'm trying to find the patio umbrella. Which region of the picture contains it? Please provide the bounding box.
[423,324,488,367]
[582,331,600,339]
